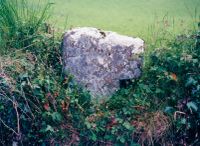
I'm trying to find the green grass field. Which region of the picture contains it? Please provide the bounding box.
[48,0,200,37]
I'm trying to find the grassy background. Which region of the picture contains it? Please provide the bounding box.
[47,0,200,37]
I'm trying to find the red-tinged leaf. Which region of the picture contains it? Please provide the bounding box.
[54,92,59,97]
[61,100,69,112]
[44,103,50,111]
[171,73,178,81]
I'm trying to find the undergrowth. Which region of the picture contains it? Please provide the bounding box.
[0,0,200,145]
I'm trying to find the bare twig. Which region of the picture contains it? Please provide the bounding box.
[0,118,18,135]
[20,85,35,119]
[13,101,20,135]
[174,111,186,120]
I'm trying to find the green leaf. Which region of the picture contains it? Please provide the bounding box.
[91,132,97,141]
[85,121,92,129]
[116,118,123,124]
[123,121,132,130]
[185,77,197,87]
[51,112,62,122]
[155,88,163,94]
[19,73,29,80]
[187,101,198,112]
[180,118,186,124]
[104,135,113,140]
[45,125,54,132]
[0,105,4,110]
[119,137,125,143]
[164,106,175,114]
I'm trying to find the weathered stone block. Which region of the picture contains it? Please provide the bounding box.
[63,27,144,97]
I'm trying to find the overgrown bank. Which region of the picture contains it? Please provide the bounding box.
[0,0,200,145]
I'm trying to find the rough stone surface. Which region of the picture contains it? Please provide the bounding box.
[62,27,144,97]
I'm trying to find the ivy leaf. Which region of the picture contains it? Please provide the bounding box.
[119,137,125,143]
[104,135,113,140]
[45,125,54,132]
[180,118,186,124]
[33,85,42,96]
[155,88,163,94]
[51,112,62,122]
[116,118,123,124]
[164,106,175,115]
[43,103,50,111]
[185,77,197,87]
[85,121,92,129]
[187,101,198,112]
[91,132,97,141]
[123,121,132,130]
[19,73,29,80]
[0,105,4,110]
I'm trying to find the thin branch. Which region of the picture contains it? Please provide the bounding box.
[13,101,20,135]
[0,118,18,135]
[174,111,186,120]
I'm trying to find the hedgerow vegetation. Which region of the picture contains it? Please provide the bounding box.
[0,0,199,145]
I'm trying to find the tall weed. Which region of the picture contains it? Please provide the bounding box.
[0,0,52,53]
